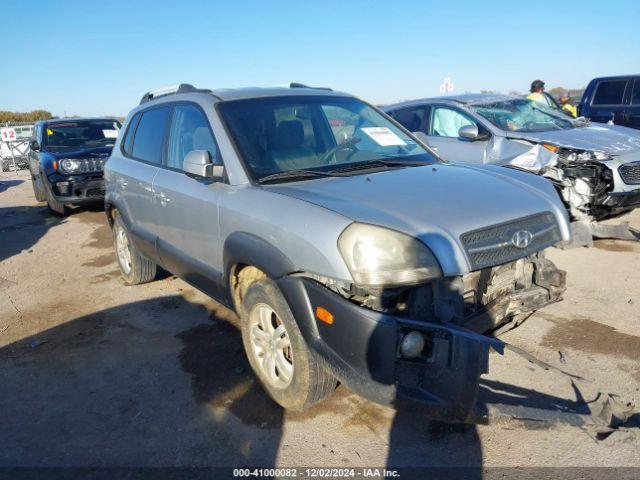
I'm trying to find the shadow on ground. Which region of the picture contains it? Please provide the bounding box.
[0,293,486,471]
[0,179,24,193]
[0,205,63,262]
[1,291,621,472]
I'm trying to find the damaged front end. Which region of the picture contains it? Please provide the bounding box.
[542,148,617,222]
[541,148,640,222]
[324,252,565,336]
[508,143,640,243]
[282,249,565,423]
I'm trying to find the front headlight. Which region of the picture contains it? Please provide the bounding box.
[338,223,442,287]
[58,158,106,173]
[59,158,81,173]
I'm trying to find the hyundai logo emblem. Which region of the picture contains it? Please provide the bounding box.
[511,230,533,249]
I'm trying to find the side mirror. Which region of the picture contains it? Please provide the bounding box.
[458,124,489,141]
[29,140,40,151]
[183,150,224,180]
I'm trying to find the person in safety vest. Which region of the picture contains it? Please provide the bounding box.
[559,92,577,117]
[527,79,548,105]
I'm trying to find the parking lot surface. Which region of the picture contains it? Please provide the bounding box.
[1,172,639,469]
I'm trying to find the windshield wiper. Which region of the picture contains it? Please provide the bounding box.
[258,169,343,184]
[328,158,431,174]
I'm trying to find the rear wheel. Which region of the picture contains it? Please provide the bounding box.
[112,213,156,284]
[241,279,337,410]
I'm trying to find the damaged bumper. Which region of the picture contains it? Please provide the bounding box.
[277,254,565,422]
[47,172,105,205]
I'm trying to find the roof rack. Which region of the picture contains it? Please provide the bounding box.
[139,84,213,104]
[289,82,333,91]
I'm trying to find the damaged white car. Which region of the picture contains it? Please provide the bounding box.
[385,94,640,243]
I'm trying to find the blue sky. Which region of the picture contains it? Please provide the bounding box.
[1,0,638,117]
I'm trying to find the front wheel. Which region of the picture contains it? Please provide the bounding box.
[241,279,337,410]
[45,181,70,215]
[112,213,156,285]
[31,174,46,202]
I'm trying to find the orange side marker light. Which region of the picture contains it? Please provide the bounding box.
[316,306,334,325]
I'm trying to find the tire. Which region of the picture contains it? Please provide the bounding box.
[112,213,156,285]
[31,174,46,202]
[241,278,337,410]
[44,180,70,215]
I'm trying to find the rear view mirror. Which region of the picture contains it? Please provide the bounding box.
[29,140,40,151]
[183,150,224,180]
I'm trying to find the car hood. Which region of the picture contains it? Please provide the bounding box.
[265,163,569,275]
[510,124,640,155]
[47,146,113,159]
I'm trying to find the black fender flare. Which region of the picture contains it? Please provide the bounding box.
[104,199,129,229]
[222,231,297,286]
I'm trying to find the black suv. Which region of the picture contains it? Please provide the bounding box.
[28,118,121,214]
[579,75,640,129]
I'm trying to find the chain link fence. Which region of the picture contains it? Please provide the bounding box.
[1,122,34,174]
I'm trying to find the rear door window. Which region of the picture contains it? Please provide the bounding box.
[166,104,220,170]
[131,107,171,163]
[122,113,141,156]
[631,79,640,105]
[592,80,628,105]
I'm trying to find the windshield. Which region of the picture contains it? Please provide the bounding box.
[218,96,436,181]
[472,99,574,132]
[43,120,121,150]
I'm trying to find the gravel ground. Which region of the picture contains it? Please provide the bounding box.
[1,172,639,474]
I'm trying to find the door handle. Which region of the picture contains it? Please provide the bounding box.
[116,178,128,190]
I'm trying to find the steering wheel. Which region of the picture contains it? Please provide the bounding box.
[319,138,360,165]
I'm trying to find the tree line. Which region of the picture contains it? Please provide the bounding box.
[0,110,54,123]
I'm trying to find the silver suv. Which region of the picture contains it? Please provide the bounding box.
[105,84,570,420]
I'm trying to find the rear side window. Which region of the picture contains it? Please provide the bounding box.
[131,107,171,163]
[167,104,219,170]
[122,113,141,155]
[592,80,627,105]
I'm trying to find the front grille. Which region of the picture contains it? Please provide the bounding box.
[86,188,105,197]
[619,162,640,185]
[460,212,562,270]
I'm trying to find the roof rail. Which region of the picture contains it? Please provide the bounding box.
[139,84,213,104]
[289,82,333,91]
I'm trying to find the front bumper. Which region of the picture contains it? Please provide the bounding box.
[47,173,105,205]
[277,255,565,422]
[602,190,640,212]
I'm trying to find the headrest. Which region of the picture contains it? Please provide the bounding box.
[273,120,304,149]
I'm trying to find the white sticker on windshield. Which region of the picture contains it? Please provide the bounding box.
[102,129,119,139]
[361,127,406,146]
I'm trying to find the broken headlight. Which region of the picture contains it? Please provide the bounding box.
[338,223,442,287]
[560,149,612,162]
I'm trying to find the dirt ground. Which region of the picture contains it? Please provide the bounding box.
[1,171,639,472]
